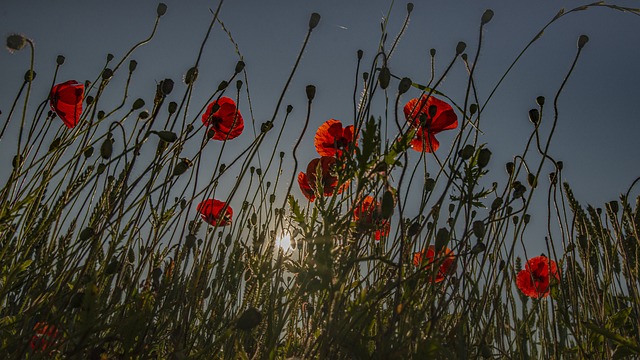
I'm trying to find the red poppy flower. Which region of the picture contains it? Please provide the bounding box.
[196,199,233,226]
[516,256,560,298]
[202,97,244,141]
[404,95,458,152]
[314,119,357,158]
[353,196,390,241]
[298,156,345,201]
[50,80,84,128]
[29,322,59,352]
[413,245,456,283]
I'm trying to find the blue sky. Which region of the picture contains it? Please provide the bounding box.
[1,0,639,255]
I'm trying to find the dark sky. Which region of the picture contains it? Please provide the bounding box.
[2,0,639,256]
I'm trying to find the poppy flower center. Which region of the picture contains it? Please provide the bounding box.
[335,137,350,149]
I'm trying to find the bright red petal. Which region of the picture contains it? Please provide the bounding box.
[411,131,440,152]
[197,199,232,226]
[297,172,315,201]
[50,80,84,128]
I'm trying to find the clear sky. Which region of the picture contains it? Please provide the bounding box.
[1,0,639,255]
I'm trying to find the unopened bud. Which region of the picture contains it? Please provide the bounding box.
[407,3,414,13]
[106,53,114,62]
[460,144,474,160]
[236,80,243,90]
[309,13,321,30]
[481,9,494,25]
[578,34,589,49]
[357,49,363,60]
[528,109,540,125]
[286,105,293,113]
[536,96,545,106]
[6,34,27,52]
[506,162,514,175]
[456,41,466,55]
[184,67,198,84]
[306,85,316,101]
[477,148,491,168]
[161,78,174,95]
[129,60,137,72]
[56,55,65,65]
[378,67,390,89]
[168,102,177,114]
[217,81,228,91]
[24,70,36,82]
[430,48,436,57]
[398,77,412,94]
[469,103,478,115]
[157,3,168,17]
[235,61,245,74]
[102,68,113,80]
[132,98,145,110]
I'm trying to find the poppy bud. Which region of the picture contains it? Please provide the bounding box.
[477,148,491,168]
[378,67,390,89]
[577,34,589,49]
[363,72,369,81]
[473,220,485,238]
[84,146,94,158]
[381,190,394,219]
[407,3,414,13]
[79,227,95,241]
[106,53,114,62]
[270,194,276,203]
[236,80,243,90]
[536,96,545,106]
[261,121,273,133]
[398,77,412,94]
[235,61,245,74]
[506,162,514,175]
[456,41,466,55]
[218,81,228,91]
[100,138,113,159]
[85,96,94,105]
[286,105,293,113]
[24,70,36,82]
[173,158,191,176]
[97,164,105,174]
[306,85,316,101]
[98,111,105,120]
[408,222,421,236]
[6,34,27,52]
[471,241,486,254]
[138,110,150,120]
[549,172,557,184]
[128,248,135,263]
[523,214,531,224]
[430,48,436,57]
[357,49,363,60]
[491,197,503,210]
[168,101,177,114]
[236,307,262,331]
[256,168,262,176]
[157,3,167,17]
[49,138,61,152]
[527,173,537,188]
[156,131,177,143]
[309,13,321,30]
[280,151,285,158]
[435,227,449,251]
[425,178,435,192]
[128,59,137,72]
[56,55,65,65]
[528,109,540,125]
[102,68,113,80]
[132,98,145,110]
[481,9,494,25]
[469,103,478,115]
[161,78,174,95]
[460,145,474,160]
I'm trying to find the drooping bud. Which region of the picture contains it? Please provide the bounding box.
[505,162,515,175]
[6,34,27,52]
[398,77,412,94]
[378,67,391,89]
[528,109,540,125]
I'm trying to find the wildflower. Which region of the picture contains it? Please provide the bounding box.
[50,80,84,128]
[29,322,59,353]
[404,95,458,152]
[353,196,390,241]
[516,255,560,298]
[413,245,456,283]
[298,156,343,201]
[197,199,233,226]
[202,97,244,140]
[314,119,356,157]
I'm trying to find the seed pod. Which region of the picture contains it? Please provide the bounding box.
[24,70,36,82]
[528,109,540,125]
[235,61,245,74]
[456,41,466,55]
[578,34,589,49]
[6,34,27,52]
[168,102,178,114]
[56,55,66,65]
[425,178,436,192]
[157,3,168,17]
[481,9,494,24]
[460,145,475,160]
[129,60,137,72]
[398,77,412,94]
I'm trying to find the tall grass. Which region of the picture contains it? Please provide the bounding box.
[1,2,639,359]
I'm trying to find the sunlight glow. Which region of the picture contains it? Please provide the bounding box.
[275,233,293,253]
